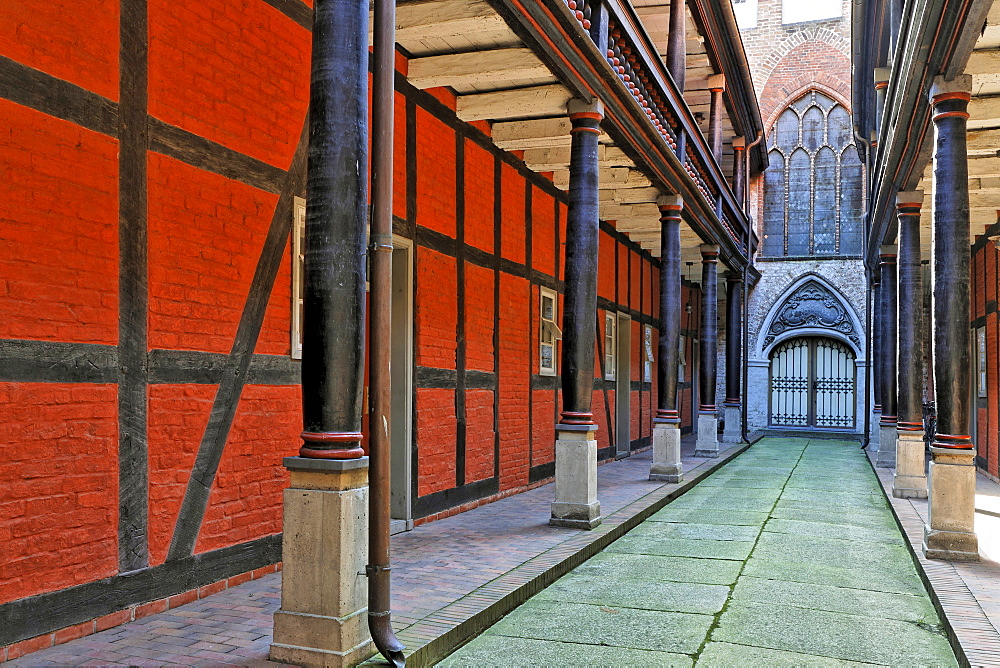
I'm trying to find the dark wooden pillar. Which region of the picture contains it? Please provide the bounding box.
[925,74,978,560]
[559,99,605,427]
[896,195,924,432]
[707,74,725,161]
[299,0,369,459]
[874,68,890,140]
[698,245,719,415]
[872,275,882,418]
[656,196,683,424]
[732,136,746,207]
[666,0,686,91]
[724,272,741,406]
[879,246,898,434]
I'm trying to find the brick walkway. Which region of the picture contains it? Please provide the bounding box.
[5,435,746,667]
[871,453,1000,667]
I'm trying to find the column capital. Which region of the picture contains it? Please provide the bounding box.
[657,193,683,211]
[896,190,924,208]
[567,98,605,118]
[874,67,890,88]
[732,135,745,150]
[930,74,972,103]
[708,73,726,92]
[879,244,898,260]
[700,244,720,258]
[725,270,743,283]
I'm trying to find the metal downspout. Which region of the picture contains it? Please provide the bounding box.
[741,130,765,447]
[368,0,405,663]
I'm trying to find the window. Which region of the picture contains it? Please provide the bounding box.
[291,197,306,360]
[733,0,758,29]
[539,287,561,375]
[762,90,864,257]
[678,334,686,382]
[643,325,654,383]
[782,0,840,24]
[978,327,987,398]
[604,312,616,381]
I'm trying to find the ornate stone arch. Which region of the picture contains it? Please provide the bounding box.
[752,28,851,93]
[755,274,864,358]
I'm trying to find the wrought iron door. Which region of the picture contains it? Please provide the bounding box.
[770,337,855,428]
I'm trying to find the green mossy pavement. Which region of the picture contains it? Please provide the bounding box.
[438,438,957,667]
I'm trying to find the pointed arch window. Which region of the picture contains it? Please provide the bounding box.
[761,90,864,257]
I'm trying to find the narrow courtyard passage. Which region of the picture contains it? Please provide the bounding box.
[441,438,958,666]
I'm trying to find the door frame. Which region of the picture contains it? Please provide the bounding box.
[768,336,857,430]
[390,237,413,534]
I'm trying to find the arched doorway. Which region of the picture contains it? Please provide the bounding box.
[770,336,856,429]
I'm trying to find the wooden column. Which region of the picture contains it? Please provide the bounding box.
[651,195,684,482]
[707,74,725,161]
[666,0,686,91]
[695,244,719,457]
[894,190,928,499]
[722,271,743,443]
[732,136,745,207]
[552,98,604,530]
[925,75,978,560]
[872,275,882,423]
[874,68,890,142]
[299,0,369,460]
[877,245,898,466]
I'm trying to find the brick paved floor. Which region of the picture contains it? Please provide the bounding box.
[872,454,1000,667]
[443,437,958,666]
[7,434,744,667]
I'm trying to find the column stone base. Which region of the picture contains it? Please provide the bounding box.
[893,430,927,499]
[650,422,682,482]
[695,413,719,458]
[876,424,896,467]
[550,427,601,530]
[271,457,375,668]
[923,448,979,562]
[869,410,882,452]
[721,405,744,444]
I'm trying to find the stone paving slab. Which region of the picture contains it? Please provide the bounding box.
[437,635,692,667]
[443,437,957,666]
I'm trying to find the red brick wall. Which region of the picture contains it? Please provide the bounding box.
[972,237,1000,478]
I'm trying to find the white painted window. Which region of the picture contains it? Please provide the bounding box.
[643,325,654,383]
[782,0,841,24]
[732,0,758,29]
[291,197,306,360]
[539,287,561,376]
[678,334,687,382]
[605,312,617,381]
[978,327,988,398]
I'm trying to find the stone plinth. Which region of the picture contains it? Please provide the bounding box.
[695,413,719,458]
[551,427,601,529]
[923,448,979,562]
[893,430,927,499]
[876,424,896,467]
[271,457,375,667]
[721,405,743,444]
[650,422,682,482]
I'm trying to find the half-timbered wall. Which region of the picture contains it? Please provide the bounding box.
[971,229,1000,481]
[0,0,690,645]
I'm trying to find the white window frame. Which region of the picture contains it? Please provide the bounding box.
[978,326,987,398]
[782,0,840,24]
[604,312,617,381]
[678,334,687,383]
[539,287,561,376]
[291,197,306,360]
[643,325,654,383]
[732,0,758,29]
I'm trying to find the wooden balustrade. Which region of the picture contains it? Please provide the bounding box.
[561,0,749,251]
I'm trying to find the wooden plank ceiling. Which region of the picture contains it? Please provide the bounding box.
[386,0,737,265]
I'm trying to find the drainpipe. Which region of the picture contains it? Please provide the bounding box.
[368,0,405,663]
[741,130,765,446]
[854,128,873,450]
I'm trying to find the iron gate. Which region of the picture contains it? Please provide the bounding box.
[770,337,855,429]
